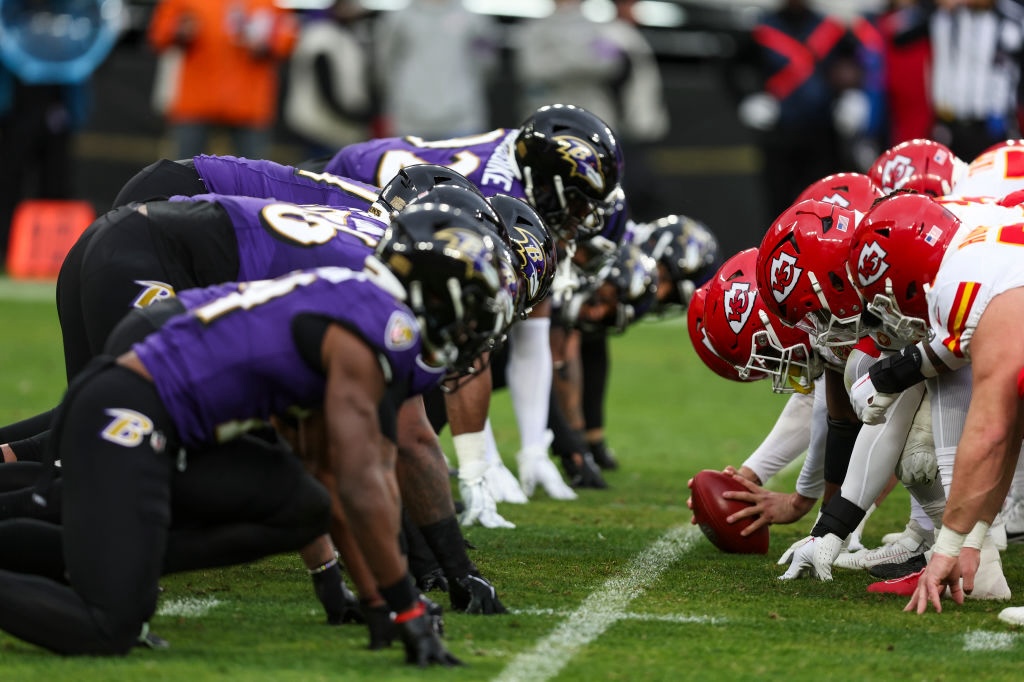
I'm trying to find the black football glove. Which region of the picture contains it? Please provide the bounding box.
[450,572,507,615]
[362,595,444,650]
[395,606,462,667]
[312,564,364,625]
[361,601,395,650]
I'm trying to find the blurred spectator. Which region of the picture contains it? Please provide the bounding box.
[929,0,1024,161]
[877,0,935,145]
[147,0,298,160]
[373,0,499,138]
[726,0,866,228]
[283,0,374,159]
[514,0,626,127]
[604,0,671,221]
[0,0,121,262]
[847,9,888,169]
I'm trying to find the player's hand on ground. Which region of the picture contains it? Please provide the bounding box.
[395,603,462,667]
[450,572,507,615]
[779,534,842,581]
[458,477,515,529]
[906,552,963,614]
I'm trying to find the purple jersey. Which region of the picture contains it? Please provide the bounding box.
[325,129,528,199]
[325,129,630,244]
[134,267,445,446]
[193,155,381,211]
[170,193,387,281]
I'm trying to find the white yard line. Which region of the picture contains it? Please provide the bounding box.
[494,525,701,682]
[963,630,1019,651]
[156,596,223,618]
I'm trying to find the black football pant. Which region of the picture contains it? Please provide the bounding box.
[0,360,329,655]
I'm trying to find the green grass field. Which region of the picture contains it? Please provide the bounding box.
[0,283,1021,681]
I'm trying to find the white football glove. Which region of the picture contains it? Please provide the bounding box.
[778,534,843,581]
[517,449,577,501]
[484,461,528,504]
[458,477,515,529]
[848,373,897,425]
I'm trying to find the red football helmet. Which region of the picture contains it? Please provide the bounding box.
[979,138,1024,157]
[848,193,961,346]
[794,172,885,214]
[868,139,964,195]
[702,249,821,393]
[756,199,864,349]
[687,278,753,382]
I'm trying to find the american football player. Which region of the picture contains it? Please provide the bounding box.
[0,207,510,661]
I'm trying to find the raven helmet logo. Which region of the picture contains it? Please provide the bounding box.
[511,225,546,299]
[856,240,889,287]
[100,408,154,447]
[724,281,755,334]
[881,154,915,191]
[131,280,176,308]
[769,251,802,304]
[554,135,605,193]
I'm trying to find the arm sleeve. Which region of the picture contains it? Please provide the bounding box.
[741,391,814,484]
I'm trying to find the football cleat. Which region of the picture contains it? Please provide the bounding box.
[867,553,927,579]
[867,568,923,596]
[965,538,1011,601]
[858,520,932,569]
[998,606,1024,626]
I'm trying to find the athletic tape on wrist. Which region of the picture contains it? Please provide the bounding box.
[963,520,991,551]
[933,525,968,558]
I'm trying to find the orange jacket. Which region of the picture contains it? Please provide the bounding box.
[148,0,298,128]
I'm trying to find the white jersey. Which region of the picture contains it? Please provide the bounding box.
[923,204,1024,368]
[950,143,1024,199]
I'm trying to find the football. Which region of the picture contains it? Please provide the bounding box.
[689,469,769,554]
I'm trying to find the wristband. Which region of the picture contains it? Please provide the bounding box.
[307,553,339,575]
[963,520,991,551]
[392,599,427,624]
[933,525,968,558]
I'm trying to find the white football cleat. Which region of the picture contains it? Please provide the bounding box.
[965,535,1011,601]
[998,605,1024,626]
[832,549,866,571]
[859,520,932,569]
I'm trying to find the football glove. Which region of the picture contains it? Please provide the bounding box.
[458,476,515,529]
[849,373,897,424]
[394,602,461,667]
[779,534,843,581]
[450,572,507,615]
[311,560,364,625]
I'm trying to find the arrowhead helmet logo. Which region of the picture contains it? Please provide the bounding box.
[769,251,802,304]
[724,281,755,334]
[882,153,915,191]
[856,240,889,288]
